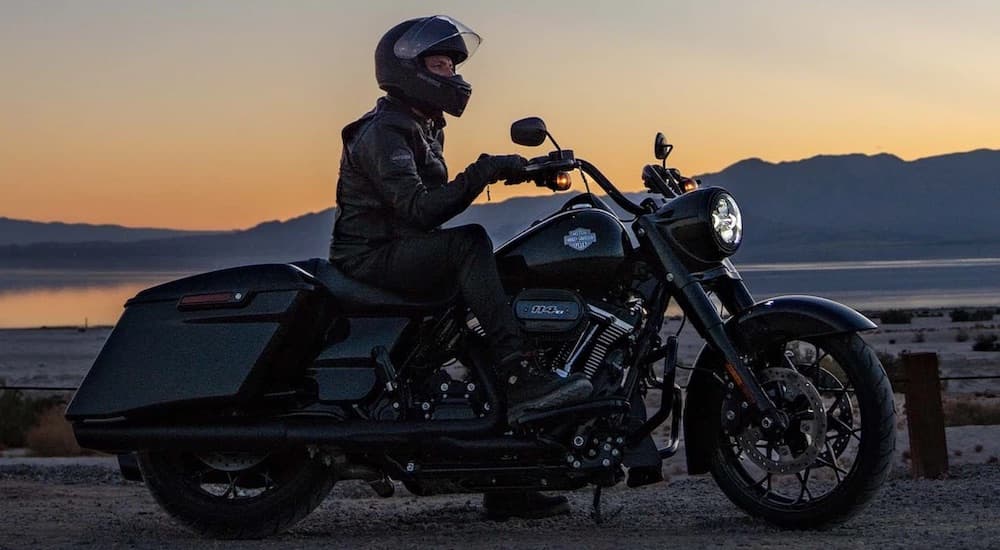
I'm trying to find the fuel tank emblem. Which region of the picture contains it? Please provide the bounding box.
[564,227,597,251]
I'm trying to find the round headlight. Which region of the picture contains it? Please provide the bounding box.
[711,193,742,249]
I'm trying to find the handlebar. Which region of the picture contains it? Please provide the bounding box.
[576,159,646,217]
[511,154,648,217]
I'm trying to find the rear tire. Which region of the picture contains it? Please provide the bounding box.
[708,333,895,528]
[138,447,336,539]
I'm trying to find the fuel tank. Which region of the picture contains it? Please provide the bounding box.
[495,204,631,292]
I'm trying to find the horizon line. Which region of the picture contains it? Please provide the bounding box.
[4,146,997,232]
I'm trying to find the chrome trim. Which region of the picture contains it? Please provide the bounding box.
[587,304,635,333]
[287,263,317,279]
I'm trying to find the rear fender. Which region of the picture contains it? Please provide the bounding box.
[683,295,875,474]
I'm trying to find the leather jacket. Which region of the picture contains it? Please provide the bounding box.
[329,96,495,264]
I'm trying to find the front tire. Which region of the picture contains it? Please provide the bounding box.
[708,333,895,528]
[138,447,336,539]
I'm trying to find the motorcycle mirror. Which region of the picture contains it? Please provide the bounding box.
[511,117,549,147]
[654,132,673,161]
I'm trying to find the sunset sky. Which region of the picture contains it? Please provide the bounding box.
[2,1,998,230]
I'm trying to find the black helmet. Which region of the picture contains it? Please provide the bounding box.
[375,15,481,117]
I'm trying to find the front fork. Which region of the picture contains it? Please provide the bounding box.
[636,218,788,436]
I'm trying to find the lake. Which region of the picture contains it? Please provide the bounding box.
[1,258,1000,329]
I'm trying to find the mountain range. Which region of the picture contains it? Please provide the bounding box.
[0,218,216,247]
[2,149,998,269]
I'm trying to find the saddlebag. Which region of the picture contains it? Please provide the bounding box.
[66,263,331,419]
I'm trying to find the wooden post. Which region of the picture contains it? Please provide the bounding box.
[902,352,948,478]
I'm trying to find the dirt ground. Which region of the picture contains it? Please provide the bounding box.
[1,461,998,549]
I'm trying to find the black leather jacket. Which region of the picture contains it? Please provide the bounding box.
[329,97,495,263]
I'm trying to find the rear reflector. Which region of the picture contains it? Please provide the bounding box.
[178,291,246,309]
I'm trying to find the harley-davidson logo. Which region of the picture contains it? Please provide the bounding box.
[564,227,597,251]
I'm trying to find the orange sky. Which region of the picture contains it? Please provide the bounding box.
[2,1,998,230]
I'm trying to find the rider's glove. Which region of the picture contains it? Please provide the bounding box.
[476,154,528,184]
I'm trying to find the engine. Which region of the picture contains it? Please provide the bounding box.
[470,289,643,383]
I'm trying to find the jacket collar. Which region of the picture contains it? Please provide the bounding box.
[381,95,446,131]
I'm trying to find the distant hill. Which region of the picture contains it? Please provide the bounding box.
[703,149,1000,260]
[0,217,217,247]
[2,149,998,268]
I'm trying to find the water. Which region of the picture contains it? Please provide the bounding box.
[738,258,1000,310]
[0,270,191,329]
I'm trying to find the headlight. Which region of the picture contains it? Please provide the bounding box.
[650,187,743,266]
[711,193,742,249]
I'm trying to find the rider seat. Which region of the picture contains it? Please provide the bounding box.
[291,258,457,315]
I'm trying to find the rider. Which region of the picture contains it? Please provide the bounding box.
[329,15,592,519]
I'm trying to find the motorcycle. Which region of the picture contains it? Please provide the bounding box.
[66,117,895,538]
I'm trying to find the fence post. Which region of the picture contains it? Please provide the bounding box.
[902,352,948,478]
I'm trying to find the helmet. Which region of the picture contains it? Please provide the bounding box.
[375,15,481,117]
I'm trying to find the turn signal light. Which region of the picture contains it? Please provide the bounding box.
[551,171,572,191]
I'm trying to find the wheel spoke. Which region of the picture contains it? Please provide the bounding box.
[222,472,237,499]
[795,468,814,503]
[826,391,849,417]
[815,441,849,482]
[753,472,774,498]
[828,415,862,441]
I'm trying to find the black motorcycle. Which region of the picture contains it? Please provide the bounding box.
[66,117,895,538]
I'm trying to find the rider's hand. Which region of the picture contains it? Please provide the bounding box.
[477,154,528,184]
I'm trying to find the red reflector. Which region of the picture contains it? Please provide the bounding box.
[178,292,244,308]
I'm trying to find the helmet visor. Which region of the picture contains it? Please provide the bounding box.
[393,15,481,64]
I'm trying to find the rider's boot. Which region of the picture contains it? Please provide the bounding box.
[483,491,571,521]
[498,352,592,421]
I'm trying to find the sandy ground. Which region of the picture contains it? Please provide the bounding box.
[1,421,998,549]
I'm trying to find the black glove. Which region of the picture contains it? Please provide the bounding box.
[476,154,528,184]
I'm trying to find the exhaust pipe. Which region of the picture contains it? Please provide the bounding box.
[75,366,506,452]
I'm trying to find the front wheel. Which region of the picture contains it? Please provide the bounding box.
[138,447,336,539]
[708,333,895,528]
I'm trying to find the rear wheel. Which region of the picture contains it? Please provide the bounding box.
[708,333,895,528]
[138,447,336,539]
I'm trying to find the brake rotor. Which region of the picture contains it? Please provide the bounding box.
[730,368,827,474]
[195,451,269,472]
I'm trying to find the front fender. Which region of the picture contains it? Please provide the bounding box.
[682,295,875,474]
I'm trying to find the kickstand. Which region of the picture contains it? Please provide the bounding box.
[590,486,624,524]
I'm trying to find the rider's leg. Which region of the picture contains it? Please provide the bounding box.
[337,224,591,414]
[338,224,521,358]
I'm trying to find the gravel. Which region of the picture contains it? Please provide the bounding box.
[1,459,998,549]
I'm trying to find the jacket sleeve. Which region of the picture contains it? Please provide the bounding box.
[357,124,494,231]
